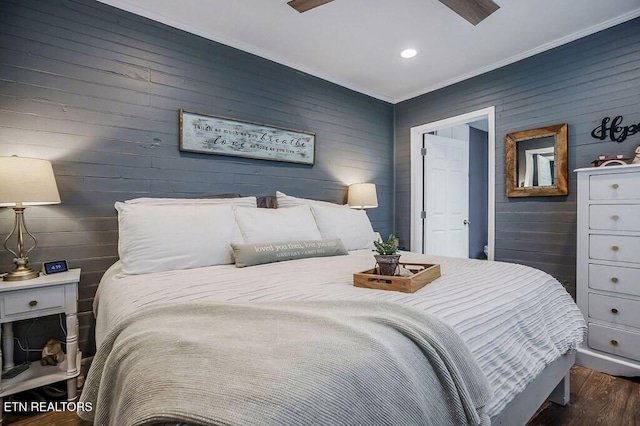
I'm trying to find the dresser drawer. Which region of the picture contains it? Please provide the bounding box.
[590,172,640,200]
[589,204,640,232]
[2,286,65,317]
[589,263,640,297]
[589,323,640,362]
[589,235,640,264]
[589,293,640,329]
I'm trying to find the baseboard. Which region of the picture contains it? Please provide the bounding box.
[576,347,640,377]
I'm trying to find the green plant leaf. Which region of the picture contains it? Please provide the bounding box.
[373,234,399,255]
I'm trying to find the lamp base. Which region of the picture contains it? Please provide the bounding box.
[3,206,41,282]
[3,266,40,281]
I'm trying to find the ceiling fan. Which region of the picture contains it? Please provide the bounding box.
[287,0,500,25]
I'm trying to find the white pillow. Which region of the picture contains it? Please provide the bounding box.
[310,205,376,250]
[116,202,242,275]
[125,196,257,208]
[276,191,347,208]
[234,205,322,244]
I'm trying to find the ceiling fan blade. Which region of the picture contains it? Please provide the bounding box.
[287,0,334,13]
[438,0,500,25]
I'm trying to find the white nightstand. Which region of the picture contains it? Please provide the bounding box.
[0,269,81,418]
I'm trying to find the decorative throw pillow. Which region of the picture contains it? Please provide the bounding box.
[233,204,322,243]
[116,202,242,275]
[125,196,257,208]
[310,205,376,250]
[276,191,347,208]
[231,239,348,267]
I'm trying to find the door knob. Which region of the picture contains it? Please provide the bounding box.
[463,220,471,225]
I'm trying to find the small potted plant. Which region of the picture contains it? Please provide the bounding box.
[373,234,401,276]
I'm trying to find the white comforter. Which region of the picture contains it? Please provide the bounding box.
[94,250,586,417]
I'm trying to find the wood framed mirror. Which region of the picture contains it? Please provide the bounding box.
[506,123,568,197]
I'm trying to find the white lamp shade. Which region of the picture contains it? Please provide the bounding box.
[0,156,61,207]
[348,183,378,209]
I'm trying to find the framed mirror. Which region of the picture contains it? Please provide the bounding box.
[506,123,568,197]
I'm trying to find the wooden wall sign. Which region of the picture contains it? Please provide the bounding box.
[179,109,316,165]
[591,116,639,143]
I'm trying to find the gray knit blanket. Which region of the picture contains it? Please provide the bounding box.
[79,300,493,426]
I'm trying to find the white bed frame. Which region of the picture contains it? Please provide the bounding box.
[79,352,574,425]
[491,352,574,425]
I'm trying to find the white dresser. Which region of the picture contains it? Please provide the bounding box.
[575,164,640,376]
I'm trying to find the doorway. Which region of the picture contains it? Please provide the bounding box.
[423,132,469,258]
[409,107,495,260]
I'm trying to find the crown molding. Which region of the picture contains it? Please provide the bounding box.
[97,1,640,104]
[395,8,640,103]
[96,0,394,103]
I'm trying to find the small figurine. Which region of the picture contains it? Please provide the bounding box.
[592,154,629,167]
[633,146,640,165]
[599,159,628,167]
[41,339,65,366]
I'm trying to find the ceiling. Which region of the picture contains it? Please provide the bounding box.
[97,0,640,103]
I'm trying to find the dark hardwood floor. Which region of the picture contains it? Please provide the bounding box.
[528,366,640,426]
[4,366,639,425]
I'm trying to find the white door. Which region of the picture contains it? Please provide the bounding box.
[536,154,553,186]
[423,134,470,258]
[524,147,554,187]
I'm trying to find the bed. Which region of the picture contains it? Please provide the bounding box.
[78,193,586,425]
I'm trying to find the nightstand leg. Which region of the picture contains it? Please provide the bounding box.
[65,313,78,376]
[1,323,14,372]
[67,377,77,401]
[66,313,78,401]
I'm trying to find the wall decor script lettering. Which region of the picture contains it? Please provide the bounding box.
[179,109,315,165]
[591,116,640,143]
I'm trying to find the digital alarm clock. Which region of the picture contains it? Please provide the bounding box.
[42,260,69,275]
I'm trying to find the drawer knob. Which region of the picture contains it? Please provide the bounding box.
[611,308,619,314]
[611,277,619,283]
[28,300,38,307]
[612,245,619,252]
[612,183,619,189]
[611,215,619,221]
[611,339,618,346]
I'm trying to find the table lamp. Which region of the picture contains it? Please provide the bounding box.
[0,156,61,281]
[348,183,378,209]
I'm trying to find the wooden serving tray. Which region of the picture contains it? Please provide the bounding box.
[353,262,441,293]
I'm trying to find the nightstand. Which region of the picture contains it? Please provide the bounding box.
[0,269,81,419]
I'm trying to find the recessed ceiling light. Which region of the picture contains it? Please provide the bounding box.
[400,49,417,59]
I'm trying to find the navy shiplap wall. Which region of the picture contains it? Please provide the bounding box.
[0,0,394,355]
[395,18,640,295]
